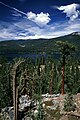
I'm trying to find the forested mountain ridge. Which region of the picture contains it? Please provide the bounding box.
[0,32,80,54]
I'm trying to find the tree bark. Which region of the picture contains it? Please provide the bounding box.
[13,68,17,120]
[50,63,54,94]
[61,64,65,95]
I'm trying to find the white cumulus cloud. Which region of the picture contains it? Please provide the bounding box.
[57,3,80,21]
[27,12,51,27]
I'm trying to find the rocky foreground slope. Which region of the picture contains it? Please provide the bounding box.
[0,93,80,120]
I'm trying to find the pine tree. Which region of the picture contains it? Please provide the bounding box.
[56,41,75,95]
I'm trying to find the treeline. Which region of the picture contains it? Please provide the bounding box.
[0,33,80,55]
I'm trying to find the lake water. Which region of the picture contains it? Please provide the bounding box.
[0,52,79,61]
[0,53,61,61]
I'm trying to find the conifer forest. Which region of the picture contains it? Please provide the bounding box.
[0,41,80,120]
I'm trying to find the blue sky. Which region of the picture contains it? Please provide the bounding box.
[0,0,80,40]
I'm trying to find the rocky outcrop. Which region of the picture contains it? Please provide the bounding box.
[1,93,80,120]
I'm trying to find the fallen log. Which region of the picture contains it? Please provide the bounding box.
[61,112,80,118]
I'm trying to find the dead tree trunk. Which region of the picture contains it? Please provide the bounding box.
[12,59,25,120]
[50,63,54,94]
[61,56,65,95]
[61,65,65,95]
[32,72,35,96]
[13,67,17,120]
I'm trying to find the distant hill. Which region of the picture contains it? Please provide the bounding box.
[0,32,80,56]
